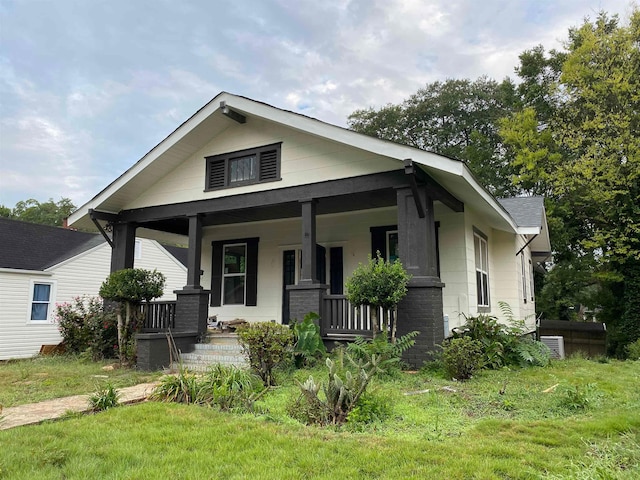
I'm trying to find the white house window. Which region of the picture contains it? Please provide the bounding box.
[521,253,528,303]
[474,231,490,309]
[229,155,257,183]
[223,243,247,305]
[29,281,54,321]
[530,259,535,302]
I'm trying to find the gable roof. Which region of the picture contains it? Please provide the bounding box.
[68,92,530,235]
[0,217,101,270]
[498,196,551,258]
[0,218,188,271]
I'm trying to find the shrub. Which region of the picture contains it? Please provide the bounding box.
[89,383,119,411]
[56,296,118,360]
[626,338,640,360]
[345,252,411,336]
[441,337,483,380]
[100,268,165,365]
[293,348,387,425]
[451,304,550,369]
[346,390,393,428]
[236,322,294,386]
[151,370,200,404]
[197,364,264,411]
[346,331,419,376]
[291,312,326,367]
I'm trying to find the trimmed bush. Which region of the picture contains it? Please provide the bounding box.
[236,322,294,386]
[441,337,483,380]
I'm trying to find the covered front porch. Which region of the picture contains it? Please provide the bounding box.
[94,164,463,369]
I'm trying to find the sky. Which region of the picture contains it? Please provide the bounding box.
[0,0,635,210]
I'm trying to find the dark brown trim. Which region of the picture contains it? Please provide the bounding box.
[210,237,259,307]
[414,168,464,213]
[121,170,409,224]
[220,101,246,124]
[204,143,282,191]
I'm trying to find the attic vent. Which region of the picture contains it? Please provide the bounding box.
[259,149,278,181]
[207,159,226,189]
[540,335,565,359]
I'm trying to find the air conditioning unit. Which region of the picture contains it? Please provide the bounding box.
[540,335,565,359]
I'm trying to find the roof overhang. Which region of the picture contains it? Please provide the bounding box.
[68,92,523,235]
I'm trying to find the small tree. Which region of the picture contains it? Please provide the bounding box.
[99,268,165,364]
[345,252,411,339]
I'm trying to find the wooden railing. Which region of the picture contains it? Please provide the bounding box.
[140,301,176,332]
[321,295,394,338]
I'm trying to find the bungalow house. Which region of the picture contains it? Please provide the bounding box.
[0,218,187,360]
[67,92,550,368]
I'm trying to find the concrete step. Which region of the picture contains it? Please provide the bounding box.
[175,342,249,372]
[203,331,243,346]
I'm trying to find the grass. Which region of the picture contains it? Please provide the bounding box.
[0,355,162,407]
[0,356,639,479]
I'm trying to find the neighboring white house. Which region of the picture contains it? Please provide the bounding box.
[67,92,551,367]
[0,218,187,360]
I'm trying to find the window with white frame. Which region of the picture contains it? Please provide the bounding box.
[29,281,54,321]
[223,243,247,305]
[529,259,535,302]
[521,253,528,303]
[474,231,490,309]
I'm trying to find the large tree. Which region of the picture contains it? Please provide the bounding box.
[348,77,521,196]
[502,9,640,354]
[0,198,76,227]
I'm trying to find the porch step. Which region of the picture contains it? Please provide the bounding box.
[174,336,249,372]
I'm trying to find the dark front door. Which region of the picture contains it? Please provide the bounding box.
[282,250,296,324]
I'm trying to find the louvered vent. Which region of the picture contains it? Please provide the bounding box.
[208,159,225,189]
[259,150,278,180]
[540,336,565,359]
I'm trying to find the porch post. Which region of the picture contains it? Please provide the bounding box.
[110,222,136,273]
[299,199,317,284]
[287,199,328,324]
[396,186,445,367]
[174,214,210,335]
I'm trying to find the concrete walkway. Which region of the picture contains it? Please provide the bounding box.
[0,382,159,430]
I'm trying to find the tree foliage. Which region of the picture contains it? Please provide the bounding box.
[99,268,165,364]
[0,198,76,226]
[348,77,521,196]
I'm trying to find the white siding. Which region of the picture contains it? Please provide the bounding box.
[0,239,187,360]
[125,117,400,210]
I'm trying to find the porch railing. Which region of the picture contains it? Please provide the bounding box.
[139,301,176,332]
[321,295,394,339]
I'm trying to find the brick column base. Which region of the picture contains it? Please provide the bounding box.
[174,288,211,335]
[286,284,328,324]
[396,276,445,368]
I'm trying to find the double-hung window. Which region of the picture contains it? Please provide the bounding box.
[474,230,490,309]
[205,143,281,190]
[29,281,54,322]
[521,253,528,303]
[223,244,247,305]
[211,237,259,307]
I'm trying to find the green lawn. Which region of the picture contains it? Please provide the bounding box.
[0,355,162,407]
[1,357,639,479]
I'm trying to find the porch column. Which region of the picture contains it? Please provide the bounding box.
[396,186,445,367]
[174,214,210,335]
[287,199,328,324]
[110,222,136,273]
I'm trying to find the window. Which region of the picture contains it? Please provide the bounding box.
[386,231,399,263]
[223,244,247,304]
[521,253,527,303]
[474,231,490,309]
[211,237,259,307]
[29,281,54,321]
[529,259,535,302]
[205,143,281,190]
